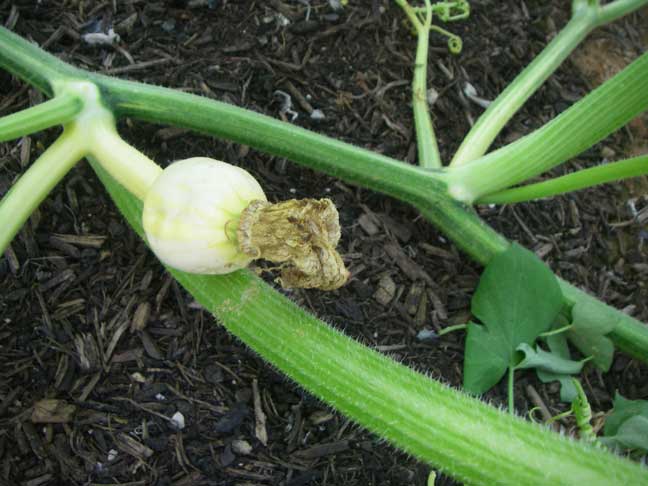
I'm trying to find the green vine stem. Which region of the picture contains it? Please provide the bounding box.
[92,158,648,486]
[450,0,648,167]
[0,27,81,94]
[104,77,446,208]
[446,51,648,202]
[597,0,648,24]
[508,362,516,413]
[0,128,85,252]
[0,93,83,142]
[478,155,648,204]
[414,1,470,22]
[0,25,647,363]
[395,0,443,168]
[87,119,162,200]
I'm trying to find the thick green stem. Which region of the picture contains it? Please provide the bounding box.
[99,75,446,208]
[450,0,647,167]
[0,26,82,94]
[93,158,648,485]
[0,129,85,254]
[478,155,648,204]
[446,51,648,202]
[0,93,83,142]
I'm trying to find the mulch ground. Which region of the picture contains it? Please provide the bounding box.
[1,1,647,485]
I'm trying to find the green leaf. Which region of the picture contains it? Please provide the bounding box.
[602,416,648,453]
[568,301,617,371]
[516,343,586,375]
[535,330,579,402]
[463,243,563,394]
[463,322,510,394]
[604,393,648,437]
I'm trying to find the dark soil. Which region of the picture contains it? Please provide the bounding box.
[1,1,647,485]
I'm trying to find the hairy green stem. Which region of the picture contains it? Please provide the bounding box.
[0,26,82,94]
[478,155,648,204]
[450,0,648,167]
[0,129,85,254]
[446,51,648,202]
[93,158,648,485]
[0,93,83,142]
[99,76,447,208]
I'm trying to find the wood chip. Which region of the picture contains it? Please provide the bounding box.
[358,213,380,236]
[378,214,412,243]
[252,379,268,446]
[293,440,349,459]
[139,330,164,360]
[404,282,426,315]
[419,242,457,260]
[131,302,151,332]
[31,399,76,424]
[19,136,31,167]
[414,290,428,327]
[21,421,47,459]
[115,432,154,460]
[427,288,447,321]
[384,242,432,284]
[373,275,396,306]
[74,333,100,372]
[51,233,106,248]
[3,243,20,273]
[23,474,53,486]
[0,387,21,416]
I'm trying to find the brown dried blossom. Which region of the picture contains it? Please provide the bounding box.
[237,198,349,290]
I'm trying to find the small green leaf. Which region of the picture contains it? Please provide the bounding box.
[604,393,648,437]
[535,330,579,402]
[560,378,578,402]
[516,343,586,375]
[463,243,563,394]
[601,416,648,453]
[568,301,617,371]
